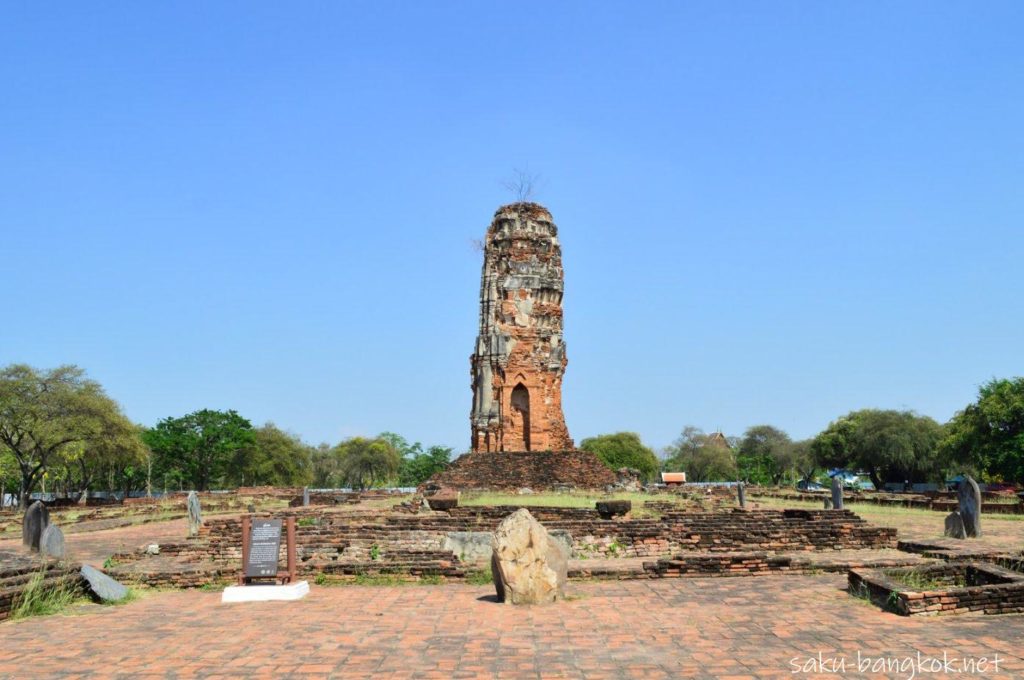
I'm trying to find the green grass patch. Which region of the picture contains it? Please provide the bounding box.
[883,569,965,592]
[752,495,1024,521]
[460,491,666,517]
[465,567,493,585]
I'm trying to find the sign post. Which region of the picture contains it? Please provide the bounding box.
[223,514,307,602]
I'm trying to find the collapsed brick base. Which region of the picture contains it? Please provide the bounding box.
[424,450,616,491]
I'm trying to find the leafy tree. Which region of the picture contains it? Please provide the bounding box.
[662,426,738,482]
[309,442,337,488]
[379,432,451,487]
[334,437,401,490]
[398,445,452,486]
[791,439,817,483]
[0,364,140,508]
[0,447,18,509]
[579,432,659,481]
[811,409,944,489]
[143,409,255,491]
[941,377,1024,484]
[737,425,797,485]
[228,423,313,487]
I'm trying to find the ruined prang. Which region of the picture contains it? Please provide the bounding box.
[470,203,573,453]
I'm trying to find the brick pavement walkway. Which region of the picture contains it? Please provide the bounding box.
[1,575,1022,679]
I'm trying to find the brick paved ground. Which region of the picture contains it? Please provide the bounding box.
[1,575,1022,679]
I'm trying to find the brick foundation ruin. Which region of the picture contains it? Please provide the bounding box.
[425,450,616,491]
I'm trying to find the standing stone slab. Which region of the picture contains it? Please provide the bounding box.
[737,483,746,509]
[302,487,310,507]
[80,564,129,602]
[40,524,66,559]
[957,475,982,538]
[491,508,567,605]
[186,491,202,538]
[22,500,50,551]
[944,510,967,539]
[830,477,844,510]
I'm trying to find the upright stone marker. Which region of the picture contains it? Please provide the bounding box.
[491,508,567,605]
[245,519,283,579]
[22,500,50,551]
[957,475,982,538]
[830,477,844,510]
[302,487,310,507]
[40,524,66,559]
[187,491,202,538]
[944,510,967,539]
[737,483,746,509]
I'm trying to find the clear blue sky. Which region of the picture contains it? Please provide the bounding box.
[3,2,1022,454]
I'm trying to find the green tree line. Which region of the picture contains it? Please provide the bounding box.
[0,364,451,507]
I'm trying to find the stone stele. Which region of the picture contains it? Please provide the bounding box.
[469,203,573,453]
[187,490,202,538]
[40,523,66,559]
[22,500,50,551]
[830,477,844,510]
[80,564,129,602]
[957,475,982,538]
[490,508,568,605]
[944,510,967,539]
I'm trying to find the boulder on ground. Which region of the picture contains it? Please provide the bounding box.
[40,524,66,559]
[491,508,567,605]
[81,564,129,602]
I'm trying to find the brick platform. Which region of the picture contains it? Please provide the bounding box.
[425,450,616,491]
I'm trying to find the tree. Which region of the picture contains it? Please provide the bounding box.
[0,446,18,509]
[941,377,1024,484]
[0,364,140,508]
[398,445,452,487]
[143,409,255,491]
[662,426,738,482]
[791,439,817,483]
[811,409,944,489]
[579,432,659,481]
[228,423,313,488]
[334,437,401,490]
[309,442,337,488]
[379,432,452,487]
[737,425,797,485]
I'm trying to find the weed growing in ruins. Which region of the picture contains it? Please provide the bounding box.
[369,544,381,560]
[465,567,493,586]
[297,517,317,527]
[11,569,83,620]
[102,556,118,569]
[314,573,328,585]
[883,569,965,592]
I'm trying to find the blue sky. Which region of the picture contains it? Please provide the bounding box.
[2,2,1022,453]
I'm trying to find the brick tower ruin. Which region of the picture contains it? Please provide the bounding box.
[470,202,574,453]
